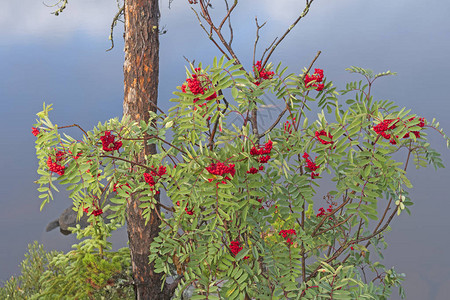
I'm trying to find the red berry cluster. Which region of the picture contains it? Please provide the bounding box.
[144,165,167,195]
[258,156,269,163]
[100,131,122,152]
[83,205,103,216]
[372,119,397,141]
[246,167,258,174]
[279,229,296,245]
[315,130,333,145]
[253,61,274,86]
[31,127,40,136]
[246,166,264,174]
[206,162,236,183]
[304,68,325,91]
[92,208,103,216]
[83,196,103,216]
[303,152,320,179]
[250,140,273,165]
[229,240,249,259]
[176,201,194,215]
[373,117,425,144]
[47,150,66,175]
[316,205,333,217]
[229,240,243,256]
[403,117,425,138]
[181,68,217,101]
[188,0,198,4]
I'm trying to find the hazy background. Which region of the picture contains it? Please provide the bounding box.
[1,1,449,299]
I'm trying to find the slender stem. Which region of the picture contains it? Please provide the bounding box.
[198,0,242,65]
[262,0,315,68]
[124,135,187,155]
[59,124,90,140]
[297,50,321,126]
[106,5,125,51]
[312,214,353,237]
[311,195,352,236]
[208,91,229,150]
[253,17,266,66]
[100,154,149,170]
[191,7,231,60]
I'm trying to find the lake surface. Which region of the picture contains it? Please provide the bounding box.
[1,1,450,299]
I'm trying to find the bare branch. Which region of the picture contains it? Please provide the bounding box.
[303,50,322,80]
[253,17,267,67]
[257,104,288,140]
[208,90,229,150]
[196,0,242,65]
[224,0,235,46]
[191,7,231,60]
[45,0,69,16]
[58,124,91,141]
[262,0,315,68]
[106,5,125,52]
[218,0,238,32]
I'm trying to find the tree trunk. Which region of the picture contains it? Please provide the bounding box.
[123,1,171,299]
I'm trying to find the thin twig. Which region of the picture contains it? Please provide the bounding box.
[106,5,125,52]
[311,194,352,237]
[303,50,321,80]
[59,124,91,141]
[198,0,242,65]
[123,135,187,155]
[258,105,288,139]
[157,201,175,212]
[312,214,353,237]
[253,17,267,67]
[218,0,237,32]
[208,91,229,150]
[262,0,315,68]
[100,154,150,170]
[153,204,174,229]
[224,0,235,46]
[191,7,231,60]
[258,50,321,139]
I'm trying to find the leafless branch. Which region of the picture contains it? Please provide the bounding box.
[303,50,321,80]
[191,7,231,60]
[196,0,242,65]
[45,0,69,16]
[224,0,235,46]
[257,105,288,140]
[106,5,125,52]
[58,124,90,140]
[208,90,229,150]
[262,0,315,68]
[253,17,267,67]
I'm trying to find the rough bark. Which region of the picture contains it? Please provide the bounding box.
[123,1,172,299]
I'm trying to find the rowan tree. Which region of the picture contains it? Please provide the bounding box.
[1,1,449,300]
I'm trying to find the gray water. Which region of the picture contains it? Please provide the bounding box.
[1,1,450,299]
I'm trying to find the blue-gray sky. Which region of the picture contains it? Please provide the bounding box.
[1,1,449,299]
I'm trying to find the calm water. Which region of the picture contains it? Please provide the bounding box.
[1,1,450,299]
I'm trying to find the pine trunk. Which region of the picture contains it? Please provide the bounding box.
[123,1,171,299]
